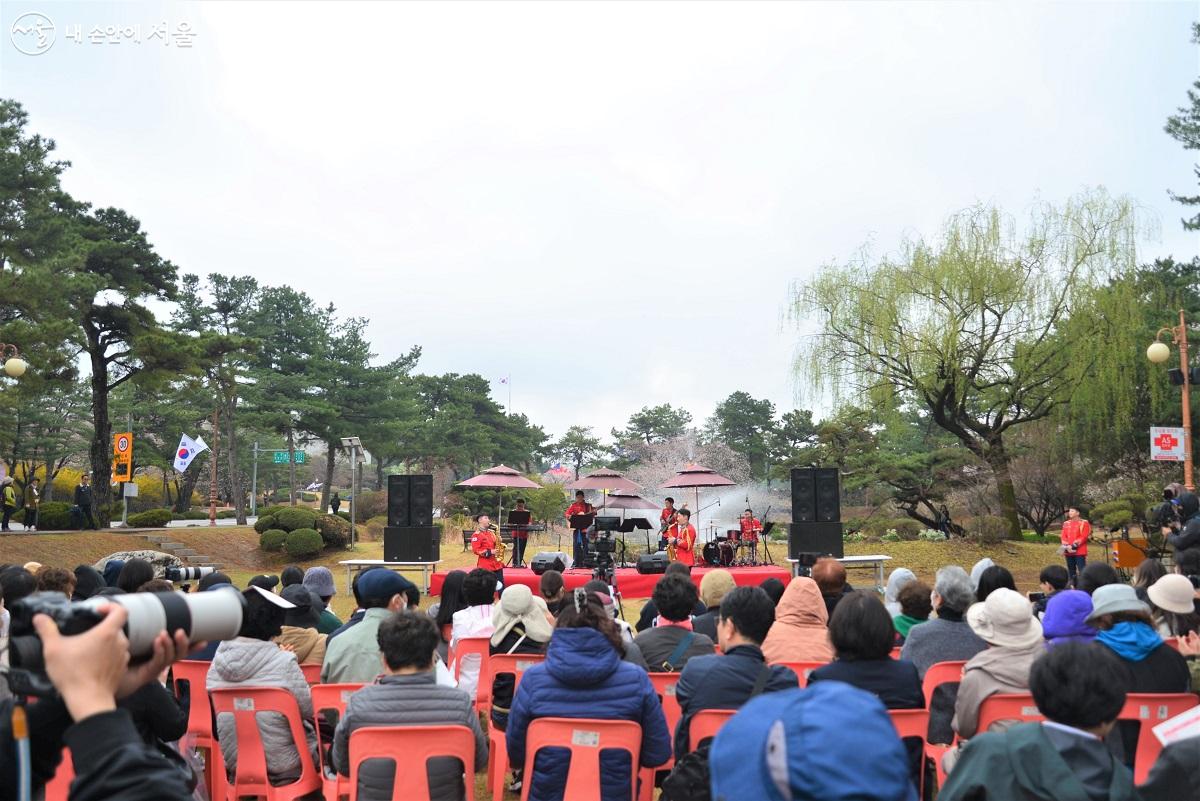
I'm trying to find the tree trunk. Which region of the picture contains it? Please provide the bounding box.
[985,441,1024,540]
[287,426,297,506]
[375,462,384,491]
[42,460,55,501]
[88,347,113,526]
[174,462,203,512]
[226,396,247,524]
[321,443,336,512]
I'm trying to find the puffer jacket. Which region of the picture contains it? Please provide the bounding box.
[274,626,327,665]
[507,627,672,801]
[206,637,317,783]
[1168,492,1200,552]
[761,577,833,665]
[331,672,487,801]
[952,640,1042,739]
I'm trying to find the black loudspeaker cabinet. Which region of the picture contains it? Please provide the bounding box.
[814,467,841,522]
[530,552,568,575]
[387,475,411,527]
[787,522,844,560]
[791,467,816,523]
[409,474,434,526]
[383,525,441,563]
[636,551,670,575]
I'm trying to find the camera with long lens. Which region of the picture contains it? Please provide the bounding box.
[165,565,215,582]
[4,589,245,697]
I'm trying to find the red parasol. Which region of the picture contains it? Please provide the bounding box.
[457,465,542,522]
[660,464,737,536]
[603,490,660,511]
[569,468,640,493]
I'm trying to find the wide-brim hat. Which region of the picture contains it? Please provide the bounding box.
[1086,583,1151,623]
[966,587,1043,648]
[1147,574,1197,615]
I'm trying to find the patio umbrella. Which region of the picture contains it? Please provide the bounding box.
[456,464,541,523]
[606,490,661,550]
[568,467,640,511]
[660,464,737,539]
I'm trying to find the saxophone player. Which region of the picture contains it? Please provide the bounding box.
[667,508,697,567]
[471,513,505,589]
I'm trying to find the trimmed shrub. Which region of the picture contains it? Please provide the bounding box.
[260,528,288,552]
[364,515,388,541]
[314,513,351,548]
[275,507,318,533]
[964,515,1010,544]
[284,528,323,559]
[217,510,237,519]
[889,519,924,540]
[127,508,173,528]
[335,511,351,521]
[353,490,386,523]
[14,501,73,530]
[253,514,277,534]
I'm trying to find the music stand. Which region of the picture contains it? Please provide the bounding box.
[620,517,654,553]
[569,513,596,561]
[759,522,776,565]
[506,510,532,526]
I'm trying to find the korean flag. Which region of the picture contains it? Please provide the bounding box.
[173,433,209,473]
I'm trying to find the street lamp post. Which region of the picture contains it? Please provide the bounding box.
[340,436,363,549]
[1147,309,1194,491]
[0,343,27,378]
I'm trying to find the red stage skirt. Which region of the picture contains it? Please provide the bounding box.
[428,564,791,598]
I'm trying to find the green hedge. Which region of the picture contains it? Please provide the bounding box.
[275,507,318,532]
[14,501,72,530]
[335,511,351,521]
[285,528,323,559]
[254,514,277,534]
[315,513,350,547]
[260,528,288,552]
[127,508,173,528]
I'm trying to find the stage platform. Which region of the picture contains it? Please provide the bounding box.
[428,564,791,598]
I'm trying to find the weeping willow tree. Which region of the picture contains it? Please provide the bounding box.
[793,189,1142,539]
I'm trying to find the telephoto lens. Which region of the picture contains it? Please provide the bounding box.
[165,565,216,582]
[7,588,245,671]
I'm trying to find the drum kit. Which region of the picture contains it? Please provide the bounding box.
[700,528,766,567]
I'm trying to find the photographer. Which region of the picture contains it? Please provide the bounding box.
[0,602,198,801]
[1166,492,1200,554]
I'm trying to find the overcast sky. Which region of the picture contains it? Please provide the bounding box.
[3,1,1197,441]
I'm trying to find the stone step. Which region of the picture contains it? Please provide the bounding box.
[143,534,171,544]
[184,555,215,564]
[158,541,186,550]
[173,548,199,557]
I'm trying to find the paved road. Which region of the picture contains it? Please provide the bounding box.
[163,517,259,528]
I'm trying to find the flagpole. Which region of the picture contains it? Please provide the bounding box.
[209,408,219,526]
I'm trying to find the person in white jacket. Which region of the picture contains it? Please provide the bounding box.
[207,586,318,784]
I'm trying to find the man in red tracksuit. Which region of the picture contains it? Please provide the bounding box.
[1060,506,1090,587]
[659,497,676,550]
[565,491,595,567]
[471,513,504,588]
[740,508,763,564]
[668,508,697,567]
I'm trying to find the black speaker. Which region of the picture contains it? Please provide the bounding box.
[787,522,844,559]
[791,467,816,523]
[409,474,434,526]
[387,475,411,527]
[636,551,670,575]
[530,552,568,575]
[383,525,440,563]
[814,467,841,522]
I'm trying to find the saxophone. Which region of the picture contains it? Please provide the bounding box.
[491,524,507,565]
[665,526,677,560]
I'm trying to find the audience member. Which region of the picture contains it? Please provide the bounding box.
[1174,547,1200,582]
[691,568,735,640]
[118,582,188,754]
[1131,559,1167,603]
[331,611,486,801]
[207,587,317,784]
[1166,490,1200,553]
[507,588,671,801]
[136,579,174,593]
[116,559,155,594]
[710,682,917,801]
[490,584,553,733]
[634,562,704,632]
[939,642,1135,801]
[900,565,987,744]
[1139,733,1200,801]
[1078,562,1121,596]
[328,566,417,643]
[884,567,917,616]
[247,574,280,593]
[182,578,235,662]
[275,584,328,665]
[449,568,498,698]
[101,558,125,588]
[323,569,418,684]
[538,569,566,615]
[280,565,304,588]
[1088,583,1191,764]
[581,581,649,669]
[1034,564,1070,617]
[761,576,834,664]
[431,569,468,660]
[759,576,785,607]
[1146,573,1200,637]
[969,558,994,593]
[975,565,1016,602]
[634,573,716,671]
[0,566,36,611]
[893,581,932,643]
[674,586,795,758]
[810,591,924,787]
[71,565,106,601]
[198,571,232,591]
[302,566,343,634]
[812,557,852,621]
[1041,589,1097,647]
[35,566,76,597]
[952,588,1043,741]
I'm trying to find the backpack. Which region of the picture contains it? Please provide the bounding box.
[660,664,772,801]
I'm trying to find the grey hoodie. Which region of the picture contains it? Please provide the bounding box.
[884,568,917,617]
[952,640,1043,739]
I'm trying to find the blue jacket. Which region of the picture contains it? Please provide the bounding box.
[507,627,671,801]
[673,644,796,759]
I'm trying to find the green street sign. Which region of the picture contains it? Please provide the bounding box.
[272,451,306,464]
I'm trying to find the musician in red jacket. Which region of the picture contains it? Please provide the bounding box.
[668,508,697,567]
[739,508,763,563]
[471,513,504,587]
[1060,506,1090,588]
[565,490,595,567]
[659,497,677,549]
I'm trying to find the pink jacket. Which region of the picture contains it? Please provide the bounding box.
[762,577,834,664]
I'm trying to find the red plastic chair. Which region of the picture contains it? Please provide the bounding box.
[920,660,966,790]
[449,636,492,711]
[43,749,72,801]
[172,659,226,799]
[975,693,1044,733]
[486,654,546,800]
[1119,693,1199,784]
[889,708,929,796]
[311,683,365,801]
[300,663,323,685]
[688,709,737,751]
[636,673,683,801]
[890,646,903,660]
[1163,636,1180,651]
[347,725,478,801]
[209,686,322,801]
[770,660,827,688]
[520,718,643,801]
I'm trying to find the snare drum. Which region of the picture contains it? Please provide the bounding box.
[718,540,736,566]
[725,529,741,542]
[701,541,722,566]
